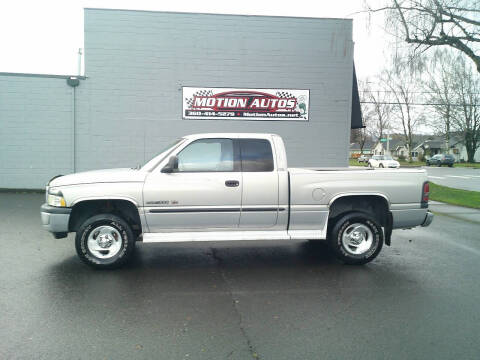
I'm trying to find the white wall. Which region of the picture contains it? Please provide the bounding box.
[76,9,354,171]
[0,9,355,188]
[0,74,74,188]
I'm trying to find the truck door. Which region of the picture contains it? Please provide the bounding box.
[238,138,280,228]
[143,138,242,232]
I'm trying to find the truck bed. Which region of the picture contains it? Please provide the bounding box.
[288,167,429,230]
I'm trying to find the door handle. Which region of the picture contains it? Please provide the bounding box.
[225,180,240,187]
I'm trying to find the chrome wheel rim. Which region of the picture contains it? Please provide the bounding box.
[341,223,374,255]
[87,225,122,259]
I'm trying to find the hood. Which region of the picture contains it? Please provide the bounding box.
[49,168,148,187]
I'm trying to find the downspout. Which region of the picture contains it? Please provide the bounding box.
[67,77,80,173]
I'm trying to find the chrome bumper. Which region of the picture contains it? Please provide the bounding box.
[421,211,434,227]
[40,203,71,234]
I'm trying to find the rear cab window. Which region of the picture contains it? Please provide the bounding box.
[238,139,274,172]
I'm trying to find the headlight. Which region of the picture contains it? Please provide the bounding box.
[47,188,66,207]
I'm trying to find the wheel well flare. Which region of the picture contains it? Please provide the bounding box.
[329,195,389,227]
[69,199,141,233]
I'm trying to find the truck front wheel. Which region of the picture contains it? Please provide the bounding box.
[75,214,135,269]
[327,212,384,265]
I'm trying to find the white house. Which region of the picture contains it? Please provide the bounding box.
[414,135,480,162]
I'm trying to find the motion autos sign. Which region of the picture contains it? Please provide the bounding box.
[183,87,309,121]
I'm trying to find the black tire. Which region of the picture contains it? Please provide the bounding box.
[448,164,453,167]
[75,213,135,269]
[379,163,384,168]
[327,212,384,265]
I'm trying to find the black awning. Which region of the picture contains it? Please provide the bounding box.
[351,64,364,129]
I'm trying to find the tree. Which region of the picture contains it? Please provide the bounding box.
[424,49,456,151]
[451,55,480,162]
[383,63,425,161]
[350,128,369,154]
[351,81,373,155]
[369,0,480,73]
[424,50,480,162]
[359,78,393,141]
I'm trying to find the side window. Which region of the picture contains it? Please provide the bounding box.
[239,139,274,172]
[177,138,234,172]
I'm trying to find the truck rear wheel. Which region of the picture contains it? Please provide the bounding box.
[327,212,383,265]
[75,213,135,269]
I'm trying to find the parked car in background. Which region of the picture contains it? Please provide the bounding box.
[358,154,371,163]
[426,154,455,167]
[368,155,400,169]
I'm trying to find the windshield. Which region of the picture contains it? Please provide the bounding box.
[141,138,185,171]
[384,155,393,160]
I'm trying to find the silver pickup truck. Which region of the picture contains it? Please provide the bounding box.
[41,133,433,268]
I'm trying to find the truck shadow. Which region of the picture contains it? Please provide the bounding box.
[46,240,415,291]
[42,240,421,318]
[49,240,339,273]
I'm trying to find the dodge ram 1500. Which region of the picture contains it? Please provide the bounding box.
[41,133,433,268]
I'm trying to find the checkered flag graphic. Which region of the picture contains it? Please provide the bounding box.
[276,91,295,98]
[185,89,214,108]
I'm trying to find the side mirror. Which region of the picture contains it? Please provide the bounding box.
[161,156,178,173]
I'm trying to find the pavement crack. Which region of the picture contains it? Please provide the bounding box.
[209,247,261,360]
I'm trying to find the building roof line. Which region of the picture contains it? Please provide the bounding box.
[83,7,353,22]
[0,72,86,80]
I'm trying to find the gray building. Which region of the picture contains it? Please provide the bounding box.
[0,9,361,189]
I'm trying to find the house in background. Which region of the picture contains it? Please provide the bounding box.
[413,138,446,160]
[349,140,375,157]
[373,138,413,159]
[449,138,480,162]
[413,134,479,162]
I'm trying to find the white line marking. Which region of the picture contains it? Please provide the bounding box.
[428,176,445,179]
[447,175,471,179]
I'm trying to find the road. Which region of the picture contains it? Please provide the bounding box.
[424,166,480,191]
[1,193,480,360]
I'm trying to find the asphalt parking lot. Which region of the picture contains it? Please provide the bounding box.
[424,166,480,191]
[1,192,480,360]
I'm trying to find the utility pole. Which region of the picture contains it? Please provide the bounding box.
[386,132,390,155]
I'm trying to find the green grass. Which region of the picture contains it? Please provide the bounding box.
[430,182,480,209]
[398,160,425,166]
[454,162,480,169]
[349,159,365,166]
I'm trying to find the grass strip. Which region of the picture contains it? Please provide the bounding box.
[430,182,480,209]
[454,163,480,169]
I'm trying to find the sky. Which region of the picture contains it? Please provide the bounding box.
[0,0,392,80]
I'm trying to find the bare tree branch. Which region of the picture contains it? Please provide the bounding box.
[370,0,480,72]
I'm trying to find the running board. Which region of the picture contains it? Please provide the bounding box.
[142,230,325,243]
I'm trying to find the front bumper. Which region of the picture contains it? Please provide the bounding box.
[421,211,434,227]
[40,203,71,234]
